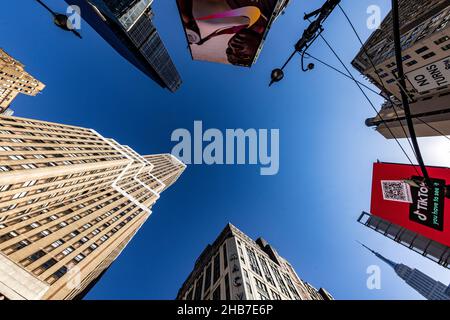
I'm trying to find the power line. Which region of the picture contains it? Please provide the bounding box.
[303,53,383,96]
[306,18,421,175]
[414,117,450,142]
[391,0,431,184]
[35,0,56,16]
[336,4,450,144]
[336,4,419,161]
[304,52,450,142]
[338,4,450,145]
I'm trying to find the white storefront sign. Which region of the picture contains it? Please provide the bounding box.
[406,56,450,92]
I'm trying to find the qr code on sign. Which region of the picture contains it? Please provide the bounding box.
[381,180,413,203]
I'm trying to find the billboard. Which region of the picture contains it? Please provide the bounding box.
[176,0,282,66]
[406,56,450,93]
[371,162,450,246]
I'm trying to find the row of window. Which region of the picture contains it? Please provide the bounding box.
[242,243,300,300]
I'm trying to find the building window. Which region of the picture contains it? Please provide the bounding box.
[28,250,45,262]
[41,258,57,270]
[74,254,85,263]
[442,44,450,51]
[80,237,88,243]
[246,282,253,297]
[213,285,221,300]
[223,243,228,269]
[204,264,212,293]
[53,266,68,279]
[40,230,51,237]
[213,254,221,284]
[405,60,418,67]
[186,288,194,300]
[15,240,30,250]
[62,247,74,256]
[283,275,300,300]
[271,290,282,300]
[239,249,245,264]
[224,274,230,300]
[245,247,262,276]
[51,240,64,248]
[422,52,436,60]
[194,274,204,300]
[259,292,270,300]
[255,277,269,294]
[271,266,291,298]
[435,36,450,45]
[258,256,276,287]
[415,46,429,54]
[386,62,396,68]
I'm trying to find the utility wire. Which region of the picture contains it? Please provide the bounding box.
[305,18,421,175]
[303,53,387,97]
[338,4,450,153]
[391,0,431,184]
[303,53,450,143]
[36,0,56,16]
[336,4,419,160]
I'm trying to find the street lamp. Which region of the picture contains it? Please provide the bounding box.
[269,0,341,86]
[35,0,82,39]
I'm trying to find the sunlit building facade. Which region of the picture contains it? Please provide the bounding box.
[0,49,45,113]
[352,0,450,138]
[177,224,332,300]
[0,115,185,300]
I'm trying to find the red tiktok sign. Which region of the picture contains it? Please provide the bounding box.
[371,162,450,246]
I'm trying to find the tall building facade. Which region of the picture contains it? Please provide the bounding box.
[0,49,45,113]
[361,244,450,300]
[177,224,332,300]
[352,0,450,138]
[0,115,185,300]
[65,0,182,92]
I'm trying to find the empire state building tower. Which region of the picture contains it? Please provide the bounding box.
[360,243,450,300]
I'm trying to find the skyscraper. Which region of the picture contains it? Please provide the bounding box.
[65,0,182,92]
[351,0,450,138]
[360,243,450,300]
[0,49,45,114]
[0,114,185,300]
[177,223,332,300]
[357,212,450,270]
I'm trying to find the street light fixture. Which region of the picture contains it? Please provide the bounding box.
[35,0,82,39]
[269,0,341,86]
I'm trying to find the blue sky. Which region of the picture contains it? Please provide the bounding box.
[2,0,450,300]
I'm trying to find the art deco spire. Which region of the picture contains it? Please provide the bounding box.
[358,241,398,269]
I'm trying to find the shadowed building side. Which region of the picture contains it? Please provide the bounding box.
[65,0,182,92]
